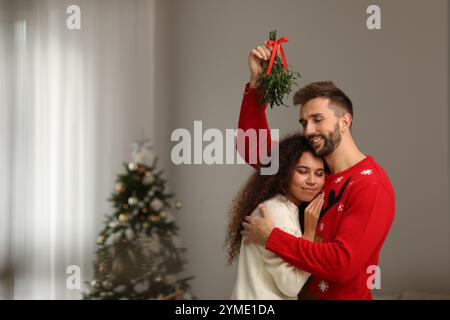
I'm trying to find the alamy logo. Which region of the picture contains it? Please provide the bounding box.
[366,5,381,30]
[66,5,81,30]
[66,265,81,290]
[367,265,381,289]
[170,121,279,175]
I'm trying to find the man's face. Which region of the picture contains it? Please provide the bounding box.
[299,97,342,157]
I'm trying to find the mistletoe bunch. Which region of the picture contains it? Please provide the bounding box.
[256,30,301,109]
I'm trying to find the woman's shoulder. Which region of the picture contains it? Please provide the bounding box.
[263,194,287,207]
[251,194,296,218]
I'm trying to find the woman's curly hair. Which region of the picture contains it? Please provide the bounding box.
[224,132,321,264]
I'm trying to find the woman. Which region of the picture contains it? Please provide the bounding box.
[226,133,325,300]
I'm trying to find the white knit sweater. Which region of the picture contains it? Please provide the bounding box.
[230,194,310,300]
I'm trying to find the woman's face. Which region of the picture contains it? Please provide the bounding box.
[287,151,325,205]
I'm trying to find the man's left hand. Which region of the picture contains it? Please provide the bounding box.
[241,204,275,246]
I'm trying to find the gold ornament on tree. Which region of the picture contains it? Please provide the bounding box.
[118,213,129,224]
[159,288,184,300]
[143,171,155,185]
[148,214,161,223]
[96,235,105,245]
[138,164,148,174]
[128,162,138,171]
[115,182,125,193]
[128,197,138,206]
[98,262,108,273]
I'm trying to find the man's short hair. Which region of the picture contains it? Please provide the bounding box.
[293,81,353,119]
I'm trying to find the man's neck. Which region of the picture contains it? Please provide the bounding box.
[324,138,366,175]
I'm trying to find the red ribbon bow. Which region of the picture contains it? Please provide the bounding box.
[265,37,288,75]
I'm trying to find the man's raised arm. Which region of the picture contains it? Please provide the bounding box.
[236,43,274,169]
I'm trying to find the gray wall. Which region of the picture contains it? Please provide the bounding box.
[154,0,450,298]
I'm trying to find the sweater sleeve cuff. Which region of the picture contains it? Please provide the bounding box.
[244,82,264,100]
[265,227,292,254]
[244,82,253,95]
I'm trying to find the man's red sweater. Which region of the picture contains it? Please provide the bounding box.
[238,83,395,300]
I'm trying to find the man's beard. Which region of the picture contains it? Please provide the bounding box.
[308,123,342,157]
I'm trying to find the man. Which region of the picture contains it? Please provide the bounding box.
[238,42,395,299]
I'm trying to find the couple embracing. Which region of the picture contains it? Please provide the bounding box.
[225,41,395,300]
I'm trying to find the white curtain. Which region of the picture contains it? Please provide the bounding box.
[0,0,155,299]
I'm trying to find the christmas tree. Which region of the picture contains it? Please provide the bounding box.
[83,141,195,300]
